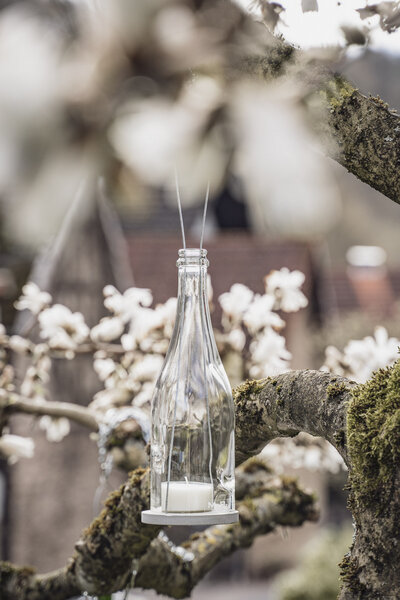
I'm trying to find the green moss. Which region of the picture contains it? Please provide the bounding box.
[0,562,36,594]
[242,457,272,474]
[347,360,400,509]
[234,379,267,402]
[325,382,349,402]
[319,75,355,111]
[339,553,367,596]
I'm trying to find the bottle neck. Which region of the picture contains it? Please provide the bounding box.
[172,249,217,361]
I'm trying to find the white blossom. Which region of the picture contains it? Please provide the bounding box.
[344,326,399,383]
[265,268,308,312]
[243,293,284,334]
[226,328,246,352]
[155,297,177,336]
[249,328,292,377]
[133,381,155,407]
[39,416,70,442]
[0,434,34,463]
[129,354,164,382]
[94,358,117,382]
[121,307,163,351]
[104,286,153,323]
[8,335,31,354]
[219,284,254,324]
[15,282,51,315]
[91,317,124,343]
[39,304,89,350]
[90,386,132,412]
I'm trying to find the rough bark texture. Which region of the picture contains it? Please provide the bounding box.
[135,464,318,598]
[339,362,400,599]
[315,76,400,204]
[246,41,400,205]
[1,366,399,599]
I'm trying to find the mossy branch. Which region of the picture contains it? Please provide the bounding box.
[0,369,349,600]
[246,39,400,206]
[3,365,400,600]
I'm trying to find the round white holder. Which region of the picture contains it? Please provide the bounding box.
[141,509,239,526]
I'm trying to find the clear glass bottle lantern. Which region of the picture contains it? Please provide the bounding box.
[142,248,238,525]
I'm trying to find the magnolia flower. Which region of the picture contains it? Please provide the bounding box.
[90,386,132,412]
[104,286,153,324]
[0,434,34,463]
[243,293,284,334]
[8,335,31,354]
[94,357,117,382]
[133,381,155,407]
[122,307,163,351]
[265,268,308,312]
[219,284,254,324]
[15,282,52,315]
[91,317,124,343]
[343,326,399,383]
[39,304,89,350]
[129,354,164,382]
[155,297,177,337]
[226,328,246,352]
[249,328,292,377]
[39,416,70,442]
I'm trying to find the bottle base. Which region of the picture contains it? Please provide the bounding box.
[141,509,239,526]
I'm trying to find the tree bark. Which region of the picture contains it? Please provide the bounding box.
[1,366,399,599]
[245,37,400,205]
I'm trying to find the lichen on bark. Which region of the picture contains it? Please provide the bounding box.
[347,361,400,510]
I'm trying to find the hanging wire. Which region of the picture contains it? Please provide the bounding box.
[200,181,210,251]
[174,166,186,251]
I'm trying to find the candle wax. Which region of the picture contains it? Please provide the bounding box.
[161,481,213,512]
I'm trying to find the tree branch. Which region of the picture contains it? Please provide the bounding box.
[0,369,351,600]
[234,370,353,466]
[246,39,400,205]
[0,394,99,431]
[135,462,318,598]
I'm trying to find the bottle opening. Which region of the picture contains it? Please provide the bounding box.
[177,248,208,267]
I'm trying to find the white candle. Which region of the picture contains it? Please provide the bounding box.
[161,481,213,512]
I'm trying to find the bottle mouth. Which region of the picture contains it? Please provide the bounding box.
[177,248,208,267]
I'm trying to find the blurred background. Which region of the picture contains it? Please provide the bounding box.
[0,1,400,599]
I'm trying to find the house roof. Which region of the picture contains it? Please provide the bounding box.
[126,233,314,307]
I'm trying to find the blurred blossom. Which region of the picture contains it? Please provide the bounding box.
[15,282,52,315]
[232,81,341,237]
[265,267,308,312]
[323,326,400,383]
[262,433,345,474]
[249,328,292,377]
[0,434,34,463]
[39,304,89,350]
[219,283,254,325]
[39,416,71,443]
[104,286,153,323]
[91,317,124,343]
[94,358,117,382]
[243,293,284,334]
[129,354,164,382]
[227,328,246,352]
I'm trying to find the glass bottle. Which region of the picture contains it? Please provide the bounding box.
[142,248,238,525]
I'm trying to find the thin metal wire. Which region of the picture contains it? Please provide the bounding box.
[174,166,186,251]
[200,181,210,251]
